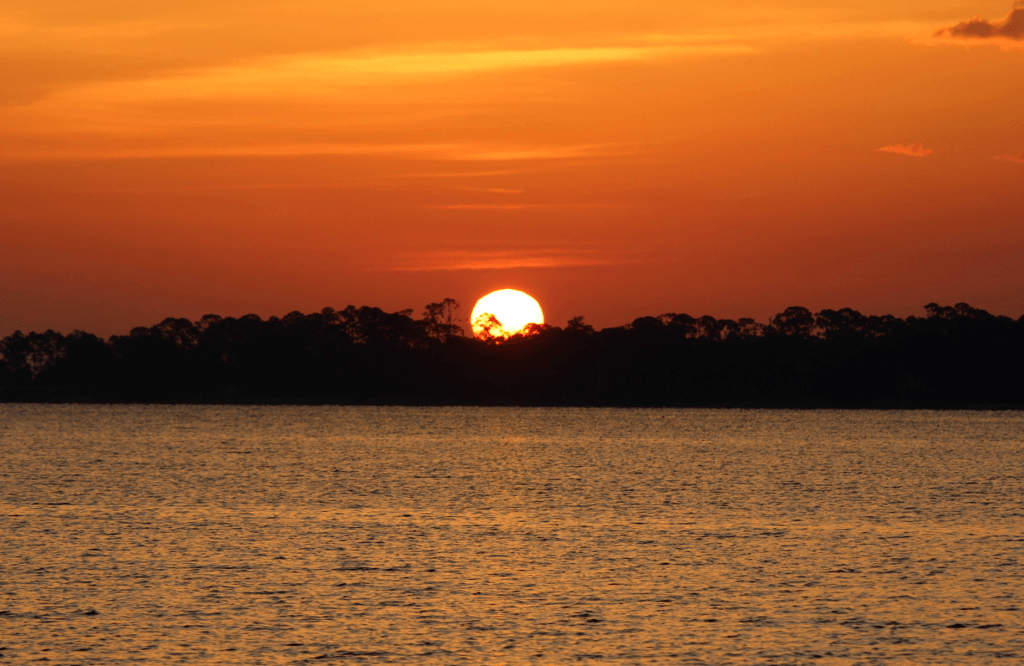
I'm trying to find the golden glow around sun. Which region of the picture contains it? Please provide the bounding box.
[471,289,544,339]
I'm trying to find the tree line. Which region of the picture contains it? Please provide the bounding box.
[1,300,1022,406]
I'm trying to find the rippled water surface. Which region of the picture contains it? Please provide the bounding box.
[1,406,1023,664]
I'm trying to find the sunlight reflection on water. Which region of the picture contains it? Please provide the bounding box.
[1,405,1022,664]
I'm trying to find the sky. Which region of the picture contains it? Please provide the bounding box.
[2,1,1023,336]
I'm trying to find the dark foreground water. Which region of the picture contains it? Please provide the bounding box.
[1,406,1022,664]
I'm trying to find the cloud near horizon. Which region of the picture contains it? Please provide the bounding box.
[936,4,1024,41]
[426,202,617,211]
[994,152,1024,164]
[388,249,622,272]
[877,144,934,157]
[0,141,629,164]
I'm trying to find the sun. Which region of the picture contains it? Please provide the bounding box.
[471,289,544,339]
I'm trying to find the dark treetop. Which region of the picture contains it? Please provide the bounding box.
[2,301,1022,407]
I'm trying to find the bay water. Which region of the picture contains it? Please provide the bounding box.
[1,405,1021,664]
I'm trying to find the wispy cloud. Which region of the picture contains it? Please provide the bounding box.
[0,142,449,162]
[50,44,755,108]
[429,204,543,210]
[452,144,633,161]
[426,203,615,211]
[877,144,934,158]
[935,4,1024,43]
[0,141,631,163]
[464,187,523,194]
[388,249,620,272]
[0,36,752,159]
[400,169,530,179]
[994,152,1024,164]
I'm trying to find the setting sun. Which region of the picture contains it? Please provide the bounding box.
[471,289,544,339]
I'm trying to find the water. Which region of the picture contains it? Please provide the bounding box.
[1,406,1022,664]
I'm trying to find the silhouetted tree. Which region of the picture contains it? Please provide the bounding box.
[566,316,595,334]
[816,308,869,341]
[770,306,816,338]
[697,315,724,340]
[472,312,504,343]
[515,323,556,339]
[630,316,663,332]
[736,318,765,338]
[422,299,464,343]
[2,300,1022,407]
[660,313,698,337]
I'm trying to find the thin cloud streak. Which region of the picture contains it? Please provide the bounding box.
[994,152,1024,164]
[0,38,753,152]
[429,204,544,210]
[453,144,635,161]
[455,187,524,194]
[0,142,633,163]
[0,142,453,162]
[877,144,934,157]
[426,203,620,210]
[399,169,531,179]
[387,250,622,272]
[45,44,757,107]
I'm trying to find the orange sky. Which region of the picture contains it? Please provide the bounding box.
[2,1,1023,336]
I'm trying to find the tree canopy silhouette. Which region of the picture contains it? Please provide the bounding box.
[2,301,1022,406]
